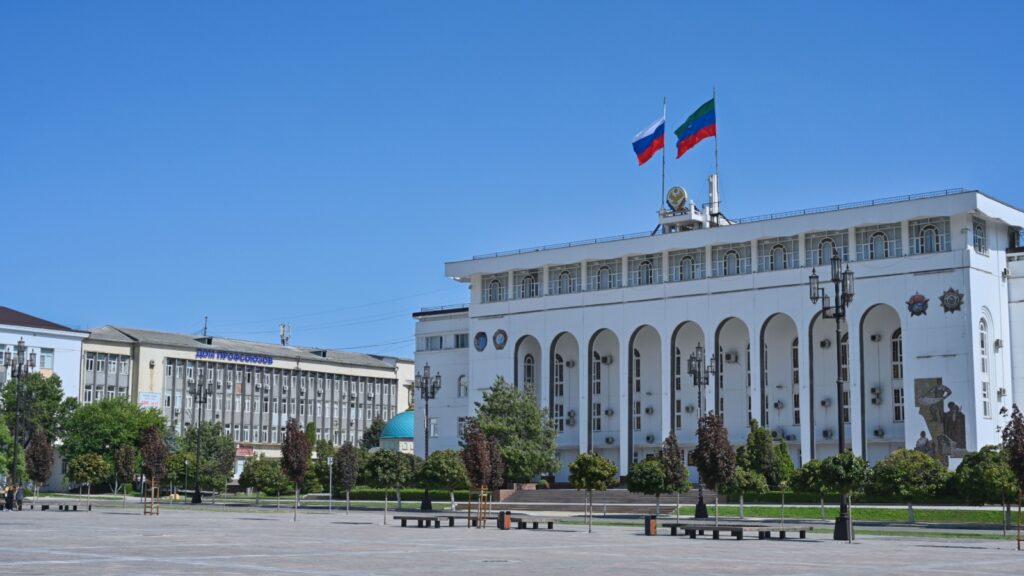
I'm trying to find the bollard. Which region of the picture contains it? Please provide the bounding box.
[72,505,78,511]
[497,511,511,530]
[644,514,657,536]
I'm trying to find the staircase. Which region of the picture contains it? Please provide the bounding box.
[480,488,717,515]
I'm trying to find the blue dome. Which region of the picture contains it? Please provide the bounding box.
[381,409,415,439]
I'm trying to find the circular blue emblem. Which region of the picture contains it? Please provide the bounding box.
[474,332,488,351]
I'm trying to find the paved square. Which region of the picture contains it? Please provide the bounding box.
[0,507,1019,575]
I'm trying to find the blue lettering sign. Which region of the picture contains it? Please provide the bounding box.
[194,349,273,365]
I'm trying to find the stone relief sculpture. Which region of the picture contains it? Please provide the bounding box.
[913,377,966,466]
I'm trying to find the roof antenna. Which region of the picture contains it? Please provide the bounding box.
[279,323,291,346]
[203,315,208,338]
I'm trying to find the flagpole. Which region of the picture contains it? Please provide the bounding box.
[661,96,667,210]
[713,86,719,178]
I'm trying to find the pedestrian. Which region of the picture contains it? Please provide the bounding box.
[15,485,24,511]
[3,485,13,511]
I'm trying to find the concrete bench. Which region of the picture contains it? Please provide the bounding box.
[393,514,442,528]
[661,522,812,540]
[505,513,559,530]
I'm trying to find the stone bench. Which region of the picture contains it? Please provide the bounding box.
[661,522,813,540]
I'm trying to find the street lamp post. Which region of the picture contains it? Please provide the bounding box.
[3,338,36,487]
[809,247,855,541]
[416,363,441,510]
[188,370,213,504]
[687,342,715,520]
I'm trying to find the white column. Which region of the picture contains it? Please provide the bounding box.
[901,221,911,256]
[800,331,813,464]
[749,323,763,430]
[618,336,630,473]
[751,240,759,273]
[848,317,864,457]
[578,337,589,456]
[661,334,673,441]
[798,233,806,268]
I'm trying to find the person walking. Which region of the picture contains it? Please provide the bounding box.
[15,485,24,511]
[3,485,13,511]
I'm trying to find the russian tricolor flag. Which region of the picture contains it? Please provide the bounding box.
[631,116,665,166]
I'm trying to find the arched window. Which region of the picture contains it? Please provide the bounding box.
[457,375,468,398]
[553,354,565,397]
[638,260,654,285]
[487,279,502,302]
[770,244,787,271]
[598,265,611,290]
[840,333,850,424]
[870,232,889,260]
[523,274,538,298]
[592,351,602,394]
[979,319,989,374]
[724,250,739,276]
[919,225,938,254]
[680,256,694,281]
[523,354,535,390]
[632,348,641,393]
[791,338,800,425]
[974,222,987,253]
[891,329,903,380]
[818,238,835,266]
[558,271,573,294]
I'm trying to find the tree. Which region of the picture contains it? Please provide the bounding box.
[628,458,668,515]
[366,449,412,523]
[819,451,870,539]
[281,419,311,521]
[569,451,618,533]
[67,453,110,507]
[475,377,558,484]
[419,449,469,510]
[178,422,236,493]
[113,444,136,507]
[312,439,335,492]
[333,442,360,513]
[361,417,386,450]
[239,455,291,504]
[61,397,164,465]
[955,445,1017,532]
[791,459,828,520]
[870,448,947,523]
[139,425,169,486]
[25,430,53,504]
[1,372,76,447]
[659,431,691,520]
[736,419,783,488]
[720,467,769,519]
[462,418,504,492]
[775,441,796,488]
[1000,405,1024,549]
[692,413,736,525]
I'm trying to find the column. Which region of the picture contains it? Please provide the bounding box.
[618,335,630,473]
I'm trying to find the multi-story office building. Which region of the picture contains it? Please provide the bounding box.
[0,306,88,399]
[415,185,1024,481]
[82,326,409,456]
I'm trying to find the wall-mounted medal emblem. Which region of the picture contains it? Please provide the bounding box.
[474,332,488,352]
[907,292,929,317]
[939,287,964,314]
[493,330,508,350]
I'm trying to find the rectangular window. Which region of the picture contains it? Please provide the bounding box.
[674,399,682,429]
[87,354,95,372]
[187,365,194,381]
[39,348,55,370]
[84,388,93,403]
[982,381,991,418]
[633,400,641,431]
[592,403,602,432]
[120,358,129,375]
[425,336,443,351]
[454,333,469,349]
[97,355,106,373]
[842,389,850,424]
[428,417,439,438]
[893,387,905,422]
[793,389,801,425]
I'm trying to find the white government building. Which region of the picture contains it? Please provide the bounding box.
[414,182,1024,481]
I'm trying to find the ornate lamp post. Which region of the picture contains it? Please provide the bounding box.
[3,338,36,487]
[416,363,441,510]
[687,342,716,519]
[188,368,214,504]
[809,247,855,541]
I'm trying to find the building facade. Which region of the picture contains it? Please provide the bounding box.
[81,326,408,462]
[0,306,88,400]
[415,187,1024,481]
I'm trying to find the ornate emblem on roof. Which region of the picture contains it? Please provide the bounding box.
[666,186,688,212]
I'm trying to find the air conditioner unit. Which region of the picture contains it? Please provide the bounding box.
[368,392,375,399]
[770,430,779,439]
[282,385,289,392]
[300,389,306,396]
[604,436,615,445]
[869,334,881,342]
[870,386,881,395]
[871,397,882,405]
[604,408,614,416]
[784,433,797,441]
[773,400,784,410]
[565,360,576,368]
[819,339,831,349]
[822,429,833,439]
[601,355,613,365]
[348,421,354,427]
[645,434,656,444]
[820,398,832,408]
[255,383,261,390]
[873,427,885,438]
[723,351,738,364]
[317,389,323,396]
[174,408,180,415]
[685,405,695,413]
[644,406,654,415]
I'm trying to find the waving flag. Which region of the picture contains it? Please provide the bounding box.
[631,116,665,166]
[674,98,716,159]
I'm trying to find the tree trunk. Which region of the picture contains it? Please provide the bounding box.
[87,484,91,508]
[293,486,299,522]
[739,493,745,519]
[396,487,402,510]
[450,490,455,512]
[1017,493,1021,552]
[781,490,786,527]
[1002,494,1008,536]
[384,491,389,524]
[124,482,128,509]
[656,494,660,517]
[714,488,720,527]
[907,501,915,524]
[587,490,592,533]
[676,491,680,523]
[820,494,826,520]
[346,490,351,515]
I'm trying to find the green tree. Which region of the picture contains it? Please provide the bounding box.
[870,448,947,523]
[419,449,469,510]
[312,439,335,492]
[475,377,558,484]
[139,425,168,486]
[628,458,668,515]
[569,451,618,533]
[659,431,691,520]
[61,397,164,466]
[360,417,386,450]
[736,419,782,487]
[25,430,53,504]
[791,459,828,520]
[281,419,311,521]
[305,422,317,447]
[239,455,291,504]
[2,372,76,447]
[1000,405,1024,546]
[180,422,236,489]
[775,441,796,487]
[333,442,360,513]
[720,467,769,518]
[67,453,110,507]
[955,445,1016,532]
[819,451,870,539]
[692,413,736,525]
[113,444,136,507]
[366,449,413,523]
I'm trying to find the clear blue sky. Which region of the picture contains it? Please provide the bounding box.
[2,1,1021,357]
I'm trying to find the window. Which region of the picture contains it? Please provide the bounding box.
[487,279,503,302]
[805,230,848,266]
[980,319,989,374]
[514,269,541,299]
[680,257,694,280]
[120,358,128,375]
[842,387,850,424]
[793,386,800,425]
[982,381,991,418]
[457,417,468,440]
[869,232,888,260]
[669,249,704,281]
[84,387,93,403]
[186,364,194,381]
[818,239,835,266]
[638,260,654,285]
[673,347,681,391]
[633,400,641,431]
[548,264,580,295]
[891,329,903,380]
[919,226,938,254]
[553,355,565,398]
[674,399,682,429]
[108,356,118,374]
[840,333,849,383]
[598,266,612,289]
[457,375,468,397]
[791,338,799,385]
[523,354,535,390]
[558,271,573,293]
[592,402,602,431]
[587,259,620,291]
[770,245,786,271]
[724,250,739,276]
[39,348,54,370]
[628,254,661,286]
[454,333,469,349]
[973,217,988,254]
[712,243,750,277]
[910,217,950,254]
[632,349,641,393]
[428,417,438,437]
[87,355,95,372]
[591,352,602,395]
[893,387,905,422]
[425,336,443,351]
